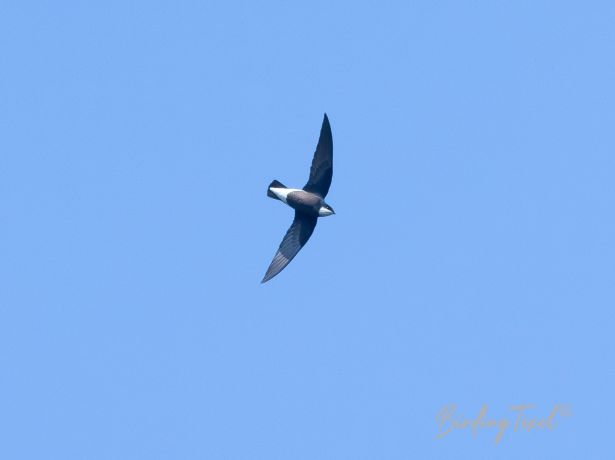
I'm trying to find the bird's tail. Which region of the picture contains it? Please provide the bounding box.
[267,179,287,199]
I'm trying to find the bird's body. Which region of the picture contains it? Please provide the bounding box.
[262,114,335,283]
[268,187,334,217]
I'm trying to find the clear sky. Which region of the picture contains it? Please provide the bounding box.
[1,1,614,459]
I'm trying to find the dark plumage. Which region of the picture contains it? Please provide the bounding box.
[262,114,335,283]
[261,212,318,284]
[303,114,333,197]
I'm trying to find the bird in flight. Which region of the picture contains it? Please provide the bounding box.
[262,113,335,283]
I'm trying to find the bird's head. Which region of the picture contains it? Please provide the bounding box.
[318,203,335,217]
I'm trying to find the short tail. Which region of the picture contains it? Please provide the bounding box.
[267,179,287,199]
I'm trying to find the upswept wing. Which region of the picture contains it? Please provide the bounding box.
[303,113,333,198]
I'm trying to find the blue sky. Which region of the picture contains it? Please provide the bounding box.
[1,1,614,458]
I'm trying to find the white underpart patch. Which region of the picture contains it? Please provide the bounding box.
[269,187,303,204]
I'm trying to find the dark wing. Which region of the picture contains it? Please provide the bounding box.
[261,212,318,283]
[303,113,333,198]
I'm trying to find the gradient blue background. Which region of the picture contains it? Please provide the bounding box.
[1,1,613,458]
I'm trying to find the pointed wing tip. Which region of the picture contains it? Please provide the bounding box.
[261,270,273,283]
[261,264,280,283]
[261,265,280,284]
[262,271,280,283]
[321,113,332,136]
